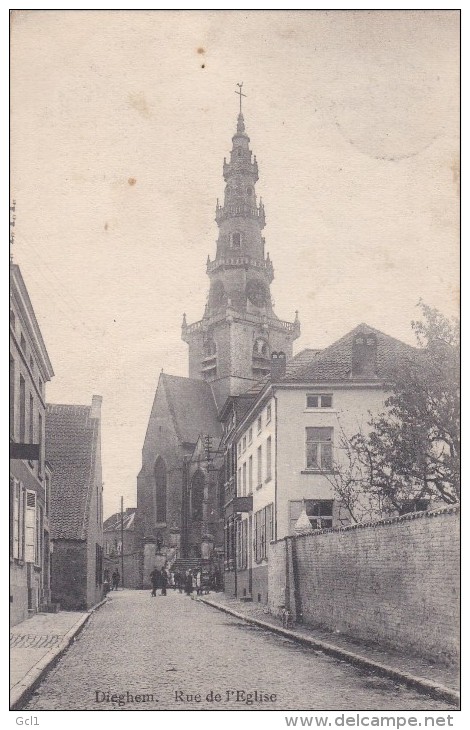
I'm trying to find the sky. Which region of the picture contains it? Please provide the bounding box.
[10,10,459,517]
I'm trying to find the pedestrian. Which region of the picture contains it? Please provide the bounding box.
[196,569,202,596]
[111,569,120,591]
[174,569,182,593]
[160,567,168,596]
[184,569,193,595]
[150,566,160,597]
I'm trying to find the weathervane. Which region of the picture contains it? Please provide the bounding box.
[235,82,246,114]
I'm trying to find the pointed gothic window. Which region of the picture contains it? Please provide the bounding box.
[154,457,167,524]
[191,470,204,522]
[203,338,217,358]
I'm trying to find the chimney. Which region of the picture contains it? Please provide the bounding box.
[271,351,286,380]
[90,394,102,419]
[351,332,377,378]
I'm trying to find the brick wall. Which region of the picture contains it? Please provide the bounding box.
[268,506,459,665]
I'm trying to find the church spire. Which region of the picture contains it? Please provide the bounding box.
[182,90,300,406]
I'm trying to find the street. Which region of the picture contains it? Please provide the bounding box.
[24,590,452,711]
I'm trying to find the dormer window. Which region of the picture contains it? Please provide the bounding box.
[351,332,378,377]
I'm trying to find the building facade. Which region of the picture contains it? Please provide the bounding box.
[229,324,417,605]
[103,508,140,589]
[46,396,104,610]
[10,264,55,626]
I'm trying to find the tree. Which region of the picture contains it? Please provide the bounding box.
[328,303,460,523]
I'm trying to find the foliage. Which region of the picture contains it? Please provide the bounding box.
[329,303,460,523]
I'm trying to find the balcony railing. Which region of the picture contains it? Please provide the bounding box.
[207,255,274,279]
[215,202,265,227]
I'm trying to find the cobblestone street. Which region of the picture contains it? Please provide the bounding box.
[24,590,453,712]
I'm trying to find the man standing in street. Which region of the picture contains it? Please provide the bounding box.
[150,567,160,597]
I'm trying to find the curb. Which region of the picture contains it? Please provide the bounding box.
[10,597,108,710]
[198,598,460,707]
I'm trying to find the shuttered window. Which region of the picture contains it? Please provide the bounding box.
[12,478,19,559]
[25,490,36,563]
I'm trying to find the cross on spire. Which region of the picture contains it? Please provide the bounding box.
[235,82,246,114]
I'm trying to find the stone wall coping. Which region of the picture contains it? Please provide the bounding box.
[271,503,460,545]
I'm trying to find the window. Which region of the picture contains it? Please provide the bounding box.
[45,471,50,517]
[236,519,248,570]
[232,232,241,247]
[38,413,43,477]
[248,456,253,494]
[266,437,272,481]
[242,436,246,452]
[237,148,242,157]
[254,503,273,562]
[29,355,34,373]
[246,186,253,196]
[289,500,334,533]
[29,393,34,444]
[257,445,262,488]
[18,485,25,560]
[266,404,272,423]
[307,394,333,408]
[36,506,42,567]
[257,415,262,433]
[19,375,25,443]
[248,427,253,444]
[154,457,167,523]
[9,355,15,438]
[20,333,26,353]
[242,462,247,496]
[38,377,43,396]
[237,442,241,457]
[25,490,37,563]
[12,478,19,559]
[306,427,333,471]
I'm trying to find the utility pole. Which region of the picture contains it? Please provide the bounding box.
[120,496,124,589]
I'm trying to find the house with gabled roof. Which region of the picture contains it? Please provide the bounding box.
[103,507,139,589]
[229,323,418,604]
[46,396,104,610]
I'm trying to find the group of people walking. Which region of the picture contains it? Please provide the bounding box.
[149,567,206,597]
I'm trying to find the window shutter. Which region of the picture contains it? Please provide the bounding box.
[25,490,36,563]
[12,478,19,559]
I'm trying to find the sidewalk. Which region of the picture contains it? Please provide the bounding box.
[198,593,460,707]
[10,599,106,709]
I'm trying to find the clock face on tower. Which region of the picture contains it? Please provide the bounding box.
[246,278,268,307]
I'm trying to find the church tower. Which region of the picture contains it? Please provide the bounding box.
[182,88,300,408]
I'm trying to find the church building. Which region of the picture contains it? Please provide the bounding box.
[135,95,300,587]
